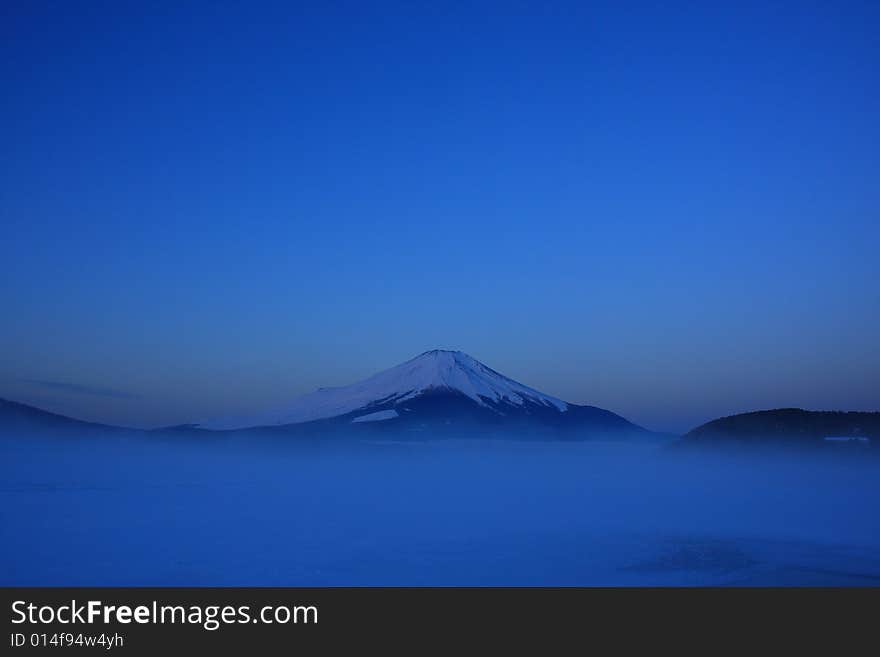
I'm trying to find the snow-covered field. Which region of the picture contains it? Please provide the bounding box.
[2,433,879,586]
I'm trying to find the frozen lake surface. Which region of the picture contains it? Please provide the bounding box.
[2,434,879,586]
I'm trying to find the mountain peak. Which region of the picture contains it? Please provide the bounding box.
[200,350,569,430]
[413,348,466,361]
[381,350,567,411]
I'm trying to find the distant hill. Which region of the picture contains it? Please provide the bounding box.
[682,409,880,447]
[0,397,121,435]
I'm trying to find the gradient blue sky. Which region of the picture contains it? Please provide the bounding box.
[2,1,878,432]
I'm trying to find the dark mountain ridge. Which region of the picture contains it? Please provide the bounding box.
[0,397,124,436]
[682,408,880,447]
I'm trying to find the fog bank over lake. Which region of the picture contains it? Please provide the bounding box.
[2,431,879,586]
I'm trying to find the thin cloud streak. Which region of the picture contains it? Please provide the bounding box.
[21,379,139,400]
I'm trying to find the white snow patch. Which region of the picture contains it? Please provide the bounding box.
[351,409,399,423]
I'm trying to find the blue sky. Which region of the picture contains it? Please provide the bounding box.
[2,1,878,432]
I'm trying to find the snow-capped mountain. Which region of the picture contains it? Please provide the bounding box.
[200,350,648,438]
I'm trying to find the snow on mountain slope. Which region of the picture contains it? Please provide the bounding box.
[200,350,568,430]
[351,409,400,423]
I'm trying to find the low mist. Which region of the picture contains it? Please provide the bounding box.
[2,429,879,585]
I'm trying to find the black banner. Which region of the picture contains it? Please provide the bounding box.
[2,587,876,654]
